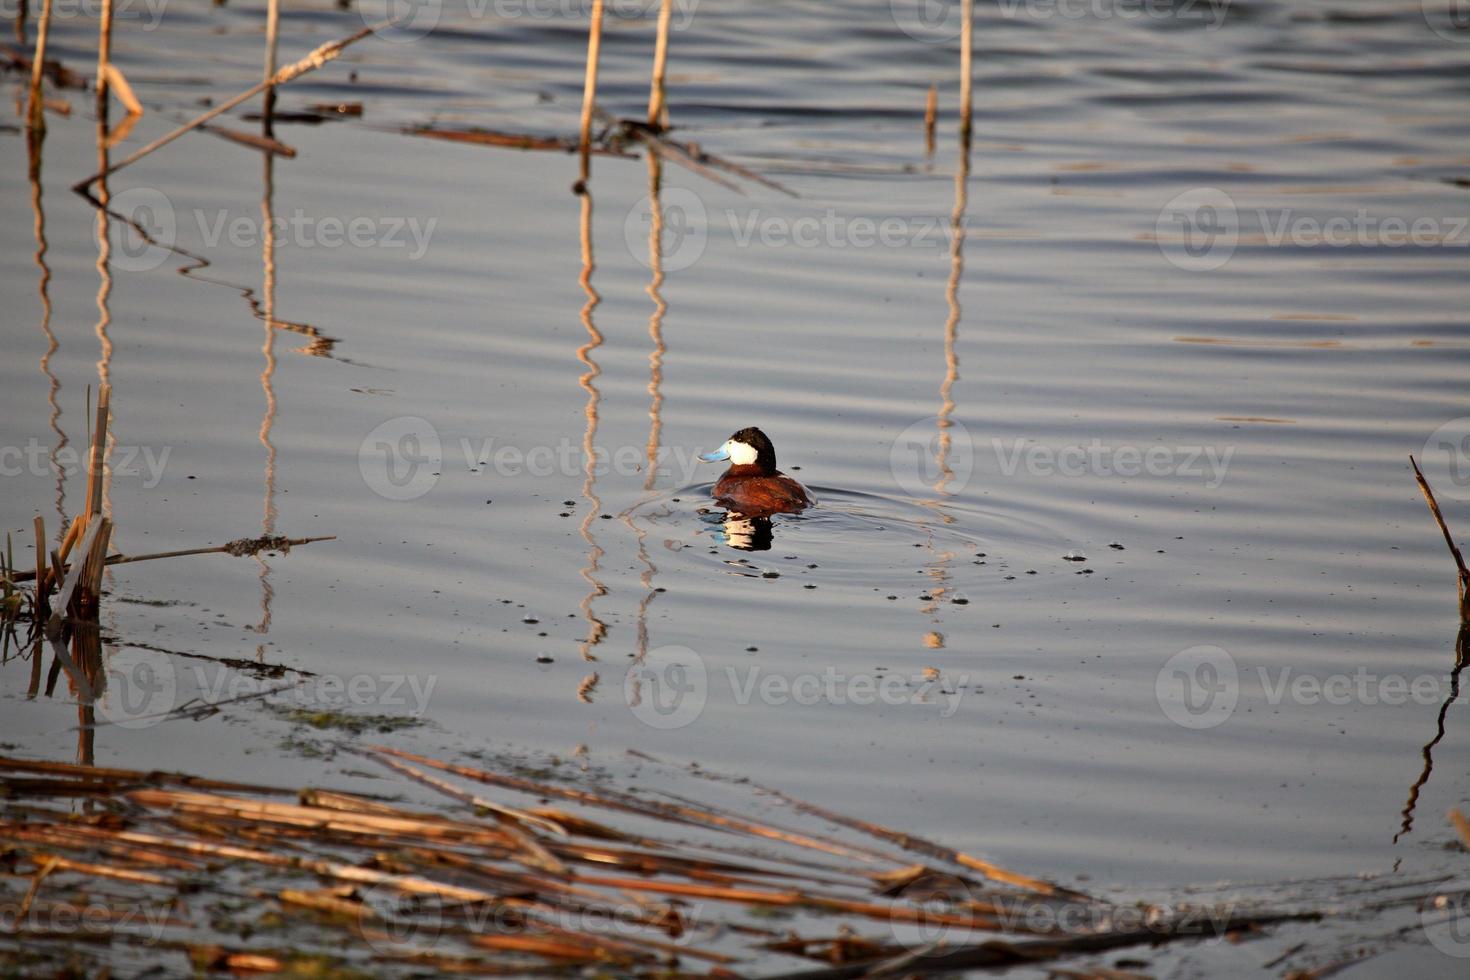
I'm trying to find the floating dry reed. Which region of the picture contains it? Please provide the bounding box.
[8,535,334,584]
[100,64,142,117]
[2,751,1453,977]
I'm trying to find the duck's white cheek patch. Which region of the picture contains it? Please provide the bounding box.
[727,441,758,465]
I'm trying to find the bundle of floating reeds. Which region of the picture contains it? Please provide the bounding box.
[6,749,1467,976]
[0,747,1389,977]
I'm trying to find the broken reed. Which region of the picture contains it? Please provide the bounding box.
[1,386,114,629]
[1410,454,1470,622]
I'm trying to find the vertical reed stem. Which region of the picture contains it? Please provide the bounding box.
[959,0,973,148]
[924,82,937,156]
[578,0,605,183]
[96,0,114,114]
[85,385,111,522]
[263,0,281,133]
[26,0,54,131]
[647,0,673,129]
[33,517,47,615]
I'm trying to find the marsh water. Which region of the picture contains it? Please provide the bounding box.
[3,0,1470,925]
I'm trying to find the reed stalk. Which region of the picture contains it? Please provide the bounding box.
[924,82,937,156]
[578,0,605,184]
[33,516,48,619]
[95,0,113,115]
[84,383,110,522]
[262,0,280,131]
[26,0,53,131]
[959,0,973,148]
[647,0,673,129]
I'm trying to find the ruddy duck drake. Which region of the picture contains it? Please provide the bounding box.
[699,427,812,518]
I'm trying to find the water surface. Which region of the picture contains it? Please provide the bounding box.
[3,0,1470,912]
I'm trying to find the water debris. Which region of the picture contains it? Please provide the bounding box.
[220,534,321,558]
[0,752,1464,974]
[404,124,633,156]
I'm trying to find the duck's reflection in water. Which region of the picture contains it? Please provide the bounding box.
[720,513,774,552]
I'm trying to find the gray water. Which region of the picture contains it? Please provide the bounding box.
[3,0,1469,917]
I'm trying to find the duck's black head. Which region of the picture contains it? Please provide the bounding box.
[701,426,779,474]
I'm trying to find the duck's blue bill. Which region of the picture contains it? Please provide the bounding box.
[699,447,730,462]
